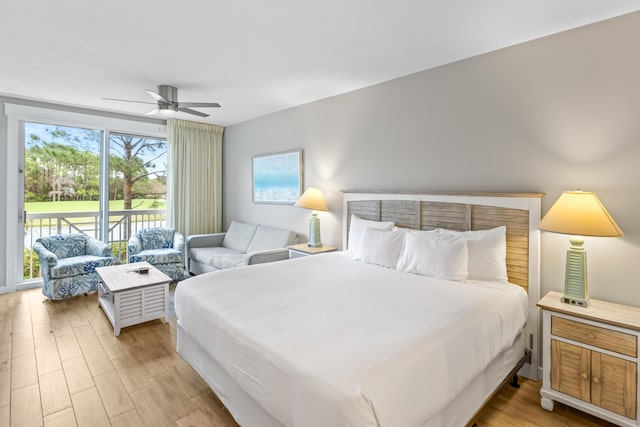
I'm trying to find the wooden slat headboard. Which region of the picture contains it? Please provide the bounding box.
[342,191,544,379]
[344,192,542,291]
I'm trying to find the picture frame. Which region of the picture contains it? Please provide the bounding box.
[252,149,303,204]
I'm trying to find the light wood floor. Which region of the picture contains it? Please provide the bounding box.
[0,288,618,427]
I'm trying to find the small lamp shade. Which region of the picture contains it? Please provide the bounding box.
[296,187,328,247]
[295,187,328,212]
[539,190,623,307]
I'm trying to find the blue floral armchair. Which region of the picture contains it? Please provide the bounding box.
[33,234,114,300]
[128,227,187,282]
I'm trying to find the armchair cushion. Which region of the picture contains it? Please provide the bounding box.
[138,228,176,250]
[50,255,114,279]
[130,248,184,265]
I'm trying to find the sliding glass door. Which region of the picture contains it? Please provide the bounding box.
[106,132,167,263]
[21,122,103,282]
[20,123,167,284]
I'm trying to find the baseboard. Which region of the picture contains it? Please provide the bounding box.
[519,362,540,381]
[17,281,42,291]
[538,365,543,381]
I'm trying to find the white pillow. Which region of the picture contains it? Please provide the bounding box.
[356,227,406,269]
[407,228,442,237]
[347,215,394,256]
[396,232,468,282]
[440,226,508,282]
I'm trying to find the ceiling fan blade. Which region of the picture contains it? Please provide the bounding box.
[177,102,221,108]
[102,97,156,105]
[145,89,168,103]
[144,108,159,116]
[178,107,209,118]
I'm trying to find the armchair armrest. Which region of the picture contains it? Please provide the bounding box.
[245,248,290,265]
[173,232,185,252]
[128,234,143,256]
[86,238,113,257]
[33,242,58,267]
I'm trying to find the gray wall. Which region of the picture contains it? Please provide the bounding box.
[223,12,640,306]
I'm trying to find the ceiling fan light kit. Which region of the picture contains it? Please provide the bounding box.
[106,85,221,118]
[156,103,177,115]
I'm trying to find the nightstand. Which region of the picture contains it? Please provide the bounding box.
[287,243,337,259]
[538,291,640,426]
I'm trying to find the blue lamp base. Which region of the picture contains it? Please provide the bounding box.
[308,212,322,248]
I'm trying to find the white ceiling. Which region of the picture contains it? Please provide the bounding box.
[1,1,639,126]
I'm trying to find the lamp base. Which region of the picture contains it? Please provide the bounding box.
[561,295,589,307]
[307,212,323,248]
[561,236,589,308]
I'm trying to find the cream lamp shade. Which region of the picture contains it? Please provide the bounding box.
[295,187,328,212]
[539,191,623,237]
[295,187,328,248]
[539,190,623,307]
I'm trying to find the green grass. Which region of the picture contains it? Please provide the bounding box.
[25,199,165,213]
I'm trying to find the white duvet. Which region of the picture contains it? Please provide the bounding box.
[175,252,528,427]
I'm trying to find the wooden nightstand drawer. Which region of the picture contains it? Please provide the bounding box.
[552,316,637,357]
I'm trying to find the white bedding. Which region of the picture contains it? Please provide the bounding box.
[175,252,528,427]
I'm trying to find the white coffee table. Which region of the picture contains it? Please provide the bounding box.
[96,261,172,336]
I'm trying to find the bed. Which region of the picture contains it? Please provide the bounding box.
[175,191,543,427]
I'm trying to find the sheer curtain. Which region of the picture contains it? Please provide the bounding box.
[166,119,224,236]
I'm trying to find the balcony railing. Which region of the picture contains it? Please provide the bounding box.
[23,209,166,281]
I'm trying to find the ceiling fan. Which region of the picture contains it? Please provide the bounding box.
[104,85,221,118]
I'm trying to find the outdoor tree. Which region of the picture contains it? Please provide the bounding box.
[108,134,166,210]
[48,175,75,202]
[28,127,167,209]
[25,139,100,202]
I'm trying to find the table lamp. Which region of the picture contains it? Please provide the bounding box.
[295,187,328,247]
[539,190,623,307]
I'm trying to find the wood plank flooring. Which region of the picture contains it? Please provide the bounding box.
[0,288,618,426]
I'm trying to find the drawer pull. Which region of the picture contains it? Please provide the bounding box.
[592,376,600,384]
[587,333,595,339]
[581,373,588,380]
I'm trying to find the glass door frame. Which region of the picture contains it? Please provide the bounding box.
[4,103,166,293]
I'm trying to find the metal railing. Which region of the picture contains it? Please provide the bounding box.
[23,209,166,280]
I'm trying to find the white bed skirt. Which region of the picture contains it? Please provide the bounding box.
[177,320,525,427]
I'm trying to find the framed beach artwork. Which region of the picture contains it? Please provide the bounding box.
[252,149,303,204]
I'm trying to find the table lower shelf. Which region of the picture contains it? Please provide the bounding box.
[98,281,169,336]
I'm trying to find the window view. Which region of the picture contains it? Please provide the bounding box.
[23,122,167,280]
